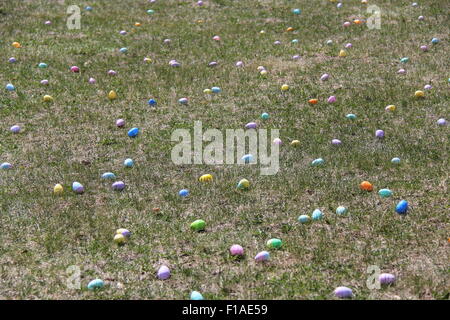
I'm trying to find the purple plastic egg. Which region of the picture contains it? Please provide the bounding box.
[40,79,49,85]
[230,245,244,256]
[397,68,406,74]
[334,286,353,298]
[157,266,171,280]
[327,96,336,103]
[292,55,301,60]
[379,273,396,285]
[245,122,257,129]
[331,139,342,145]
[254,251,270,262]
[235,61,244,67]
[424,84,432,90]
[345,43,352,49]
[437,118,447,126]
[70,66,80,73]
[208,61,218,67]
[108,70,117,76]
[10,125,21,133]
[320,73,329,81]
[9,57,17,63]
[112,181,125,191]
[88,77,96,84]
[375,129,385,138]
[116,119,125,127]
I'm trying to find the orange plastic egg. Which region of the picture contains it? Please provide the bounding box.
[360,181,374,191]
[308,99,318,105]
[286,27,294,32]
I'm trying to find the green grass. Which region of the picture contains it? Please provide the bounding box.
[0,0,449,299]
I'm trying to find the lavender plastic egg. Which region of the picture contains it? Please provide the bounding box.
[254,251,270,262]
[375,130,385,138]
[116,119,125,127]
[9,57,17,63]
[327,96,336,103]
[72,182,84,194]
[10,125,21,133]
[178,98,188,105]
[320,73,329,81]
[41,79,49,85]
[157,266,171,280]
[379,273,396,285]
[437,118,447,126]
[334,286,353,298]
[331,139,342,145]
[236,61,244,67]
[245,122,257,129]
[112,181,125,191]
[119,30,127,35]
[88,77,96,84]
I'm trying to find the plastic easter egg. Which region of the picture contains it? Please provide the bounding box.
[311,158,324,166]
[331,139,342,145]
[87,279,104,290]
[191,291,204,300]
[212,35,220,41]
[345,43,352,49]
[391,157,401,164]
[337,3,343,8]
[273,40,281,45]
[291,39,299,44]
[108,90,117,100]
[418,15,424,21]
[420,45,428,52]
[88,77,96,84]
[266,238,282,249]
[108,70,117,76]
[424,84,432,90]
[119,30,127,35]
[148,99,157,106]
[257,66,265,72]
[9,57,17,63]
[291,140,300,147]
[199,174,213,182]
[209,62,218,67]
[147,9,155,15]
[41,79,49,85]
[312,209,323,220]
[298,215,310,224]
[260,70,268,76]
[261,112,269,120]
[395,200,408,215]
[292,8,301,15]
[241,154,254,163]
[157,266,170,280]
[400,57,409,63]
[327,96,336,103]
[85,6,93,11]
[292,55,301,60]
[236,61,244,67]
[338,49,347,57]
[197,1,204,6]
[112,181,125,191]
[178,98,188,105]
[334,286,353,298]
[102,172,116,180]
[255,251,270,262]
[179,189,189,197]
[44,20,51,25]
[0,162,12,170]
[70,66,80,73]
[326,40,333,45]
[378,189,393,198]
[127,127,139,137]
[5,84,15,91]
[230,244,244,256]
[437,118,447,126]
[135,22,142,27]
[169,60,180,67]
[203,88,212,94]
[385,105,396,111]
[343,22,351,27]
[336,206,348,215]
[10,125,21,133]
[379,273,396,285]
[273,138,282,145]
[431,38,439,44]
[190,219,206,231]
[375,130,385,138]
[72,182,84,194]
[320,74,329,81]
[211,87,221,93]
[281,84,289,91]
[119,47,128,53]
[346,113,356,119]
[53,184,63,194]
[38,62,48,68]
[143,57,152,63]
[415,90,425,98]
[124,159,134,168]
[116,119,125,127]
[116,228,131,237]
[43,95,53,102]
[360,181,373,191]
[114,233,126,245]
[237,179,250,190]
[308,98,319,105]
[245,122,257,130]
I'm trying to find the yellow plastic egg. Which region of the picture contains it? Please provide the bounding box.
[108,90,117,100]
[12,42,21,48]
[53,184,63,194]
[291,140,300,147]
[386,105,396,111]
[237,178,250,189]
[281,84,289,91]
[144,57,152,63]
[260,70,268,76]
[339,49,347,57]
[203,89,212,94]
[415,90,425,98]
[286,27,294,32]
[260,30,265,34]
[43,95,53,102]
[199,174,213,182]
[114,234,126,245]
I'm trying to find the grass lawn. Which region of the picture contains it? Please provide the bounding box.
[0,0,448,299]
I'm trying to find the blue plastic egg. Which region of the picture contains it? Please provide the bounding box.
[211,87,221,93]
[261,112,269,120]
[0,162,12,170]
[85,6,93,11]
[312,209,323,220]
[292,8,301,15]
[254,251,270,262]
[178,98,188,105]
[395,200,408,215]
[87,279,104,290]
[124,159,134,168]
[5,84,15,91]
[148,99,157,106]
[336,206,347,215]
[190,291,204,300]
[431,38,439,44]
[378,189,393,198]
[311,158,324,166]
[119,47,128,53]
[128,127,139,137]
[38,62,48,68]
[346,113,357,120]
[241,154,254,164]
[179,189,189,197]
[101,172,116,180]
[298,215,310,224]
[391,157,401,164]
